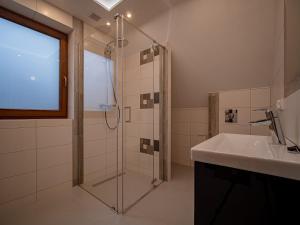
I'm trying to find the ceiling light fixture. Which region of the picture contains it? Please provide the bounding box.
[126,12,132,18]
[93,0,123,11]
[106,21,111,26]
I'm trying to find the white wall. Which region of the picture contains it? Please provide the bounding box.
[172,108,208,166]
[139,0,278,108]
[271,0,300,146]
[219,87,270,135]
[0,119,72,208]
[0,1,76,210]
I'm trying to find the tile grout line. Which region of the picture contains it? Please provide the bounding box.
[35,120,38,201]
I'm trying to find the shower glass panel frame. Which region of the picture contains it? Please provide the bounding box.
[79,14,166,214]
[117,15,162,213]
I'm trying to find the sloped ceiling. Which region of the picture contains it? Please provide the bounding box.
[45,0,185,35]
[47,0,278,107]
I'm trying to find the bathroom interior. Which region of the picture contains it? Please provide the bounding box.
[0,0,299,225]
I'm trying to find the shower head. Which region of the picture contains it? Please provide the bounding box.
[106,38,129,49]
[104,38,129,58]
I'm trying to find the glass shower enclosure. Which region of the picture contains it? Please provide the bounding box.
[79,14,166,213]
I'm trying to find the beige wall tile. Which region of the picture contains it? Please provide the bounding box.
[172,108,190,123]
[0,150,36,179]
[124,95,140,109]
[172,122,190,135]
[139,123,153,139]
[125,53,140,70]
[220,124,250,135]
[84,155,106,175]
[0,128,36,154]
[251,108,267,121]
[37,145,72,170]
[37,126,72,148]
[219,89,251,108]
[172,134,190,147]
[139,77,153,93]
[189,108,209,123]
[190,135,207,147]
[190,123,209,136]
[37,164,72,191]
[84,139,106,158]
[140,62,153,79]
[83,124,106,142]
[36,119,72,127]
[251,126,270,136]
[0,173,36,204]
[0,120,35,129]
[172,145,191,167]
[251,87,270,108]
[219,108,250,125]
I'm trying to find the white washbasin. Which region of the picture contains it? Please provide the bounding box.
[191,133,300,181]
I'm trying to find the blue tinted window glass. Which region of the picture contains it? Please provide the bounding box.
[84,50,114,111]
[0,18,60,110]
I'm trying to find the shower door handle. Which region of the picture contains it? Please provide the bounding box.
[124,106,131,123]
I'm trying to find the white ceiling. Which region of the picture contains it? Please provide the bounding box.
[45,0,183,34]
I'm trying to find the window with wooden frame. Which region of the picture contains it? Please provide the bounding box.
[0,7,68,119]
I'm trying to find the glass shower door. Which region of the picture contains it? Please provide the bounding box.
[117,16,159,212]
[80,27,119,211]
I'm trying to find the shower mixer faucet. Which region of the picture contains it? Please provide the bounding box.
[249,109,286,145]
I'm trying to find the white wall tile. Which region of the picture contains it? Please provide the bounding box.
[84,155,106,175]
[189,108,209,123]
[84,139,106,158]
[125,123,139,137]
[190,135,207,147]
[124,80,139,96]
[172,145,191,167]
[172,134,190,147]
[0,173,36,204]
[220,124,251,135]
[251,126,270,136]
[219,89,251,108]
[37,163,72,191]
[37,126,72,149]
[190,123,208,136]
[251,87,270,108]
[250,108,267,121]
[140,62,153,79]
[0,120,35,129]
[124,95,140,109]
[281,89,300,146]
[125,53,140,70]
[139,77,153,93]
[172,122,190,135]
[219,108,250,125]
[37,145,72,170]
[139,123,153,139]
[125,67,140,82]
[0,150,36,179]
[0,128,36,154]
[171,107,209,167]
[36,119,72,127]
[172,109,190,123]
[83,124,106,142]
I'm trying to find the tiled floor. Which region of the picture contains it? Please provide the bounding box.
[81,170,155,211]
[0,164,193,225]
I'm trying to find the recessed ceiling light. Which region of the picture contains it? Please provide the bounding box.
[93,0,123,11]
[106,21,111,26]
[126,12,132,18]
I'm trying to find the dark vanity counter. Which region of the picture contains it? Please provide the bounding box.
[191,134,300,225]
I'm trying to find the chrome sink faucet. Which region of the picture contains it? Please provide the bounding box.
[250,109,286,145]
